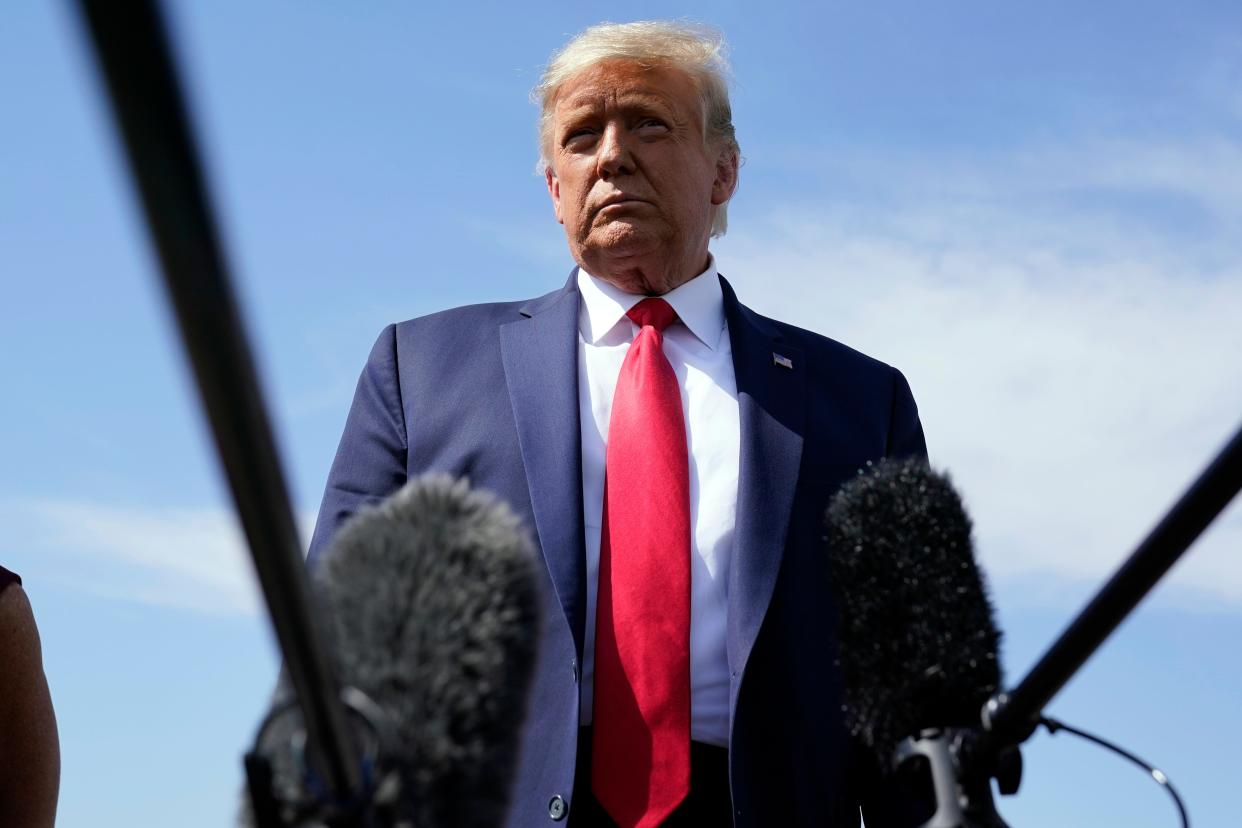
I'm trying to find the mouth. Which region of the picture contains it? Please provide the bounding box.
[595,193,650,213]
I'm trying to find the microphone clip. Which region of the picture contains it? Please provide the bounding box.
[244,686,406,828]
[894,727,1021,828]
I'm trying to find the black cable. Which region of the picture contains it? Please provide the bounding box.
[1040,716,1189,828]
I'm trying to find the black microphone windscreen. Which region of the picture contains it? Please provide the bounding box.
[318,474,541,827]
[255,475,541,828]
[824,457,1002,772]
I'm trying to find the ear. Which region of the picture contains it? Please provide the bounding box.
[710,149,740,206]
[545,166,565,225]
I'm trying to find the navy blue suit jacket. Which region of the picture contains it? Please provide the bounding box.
[308,272,927,826]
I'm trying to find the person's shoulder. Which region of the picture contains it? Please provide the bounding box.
[392,280,574,336]
[785,319,894,373]
[0,582,39,670]
[399,298,525,331]
[740,302,926,453]
[355,279,576,369]
[732,299,904,382]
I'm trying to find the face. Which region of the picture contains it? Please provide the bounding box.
[545,60,738,294]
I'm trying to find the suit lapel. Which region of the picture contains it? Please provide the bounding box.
[720,276,806,692]
[499,275,587,658]
[497,272,804,683]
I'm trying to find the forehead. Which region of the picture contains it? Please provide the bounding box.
[553,59,701,118]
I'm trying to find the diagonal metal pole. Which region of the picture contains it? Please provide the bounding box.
[72,0,363,804]
[986,418,1242,748]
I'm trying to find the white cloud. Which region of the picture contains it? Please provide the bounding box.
[1074,138,1242,218]
[716,135,1242,608]
[3,499,319,616]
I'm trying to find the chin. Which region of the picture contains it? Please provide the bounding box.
[585,221,667,259]
[595,219,651,245]
[575,223,688,293]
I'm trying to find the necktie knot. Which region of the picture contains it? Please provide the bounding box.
[626,297,679,333]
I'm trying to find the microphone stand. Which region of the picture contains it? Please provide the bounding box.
[898,420,1242,826]
[982,419,1242,748]
[73,1,370,822]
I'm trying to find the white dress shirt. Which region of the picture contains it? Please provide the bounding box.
[576,258,740,747]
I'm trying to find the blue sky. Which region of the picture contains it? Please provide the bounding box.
[3,1,1241,825]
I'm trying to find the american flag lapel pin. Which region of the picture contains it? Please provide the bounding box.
[772,353,794,369]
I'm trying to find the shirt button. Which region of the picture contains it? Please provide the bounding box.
[548,794,568,821]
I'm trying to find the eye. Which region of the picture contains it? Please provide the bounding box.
[561,127,597,150]
[636,118,669,134]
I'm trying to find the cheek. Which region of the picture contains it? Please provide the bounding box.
[564,177,594,217]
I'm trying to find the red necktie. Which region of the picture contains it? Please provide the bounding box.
[592,298,692,828]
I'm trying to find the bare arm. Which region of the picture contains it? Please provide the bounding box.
[0,585,60,828]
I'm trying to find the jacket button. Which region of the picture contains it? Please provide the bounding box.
[571,658,580,683]
[548,795,568,821]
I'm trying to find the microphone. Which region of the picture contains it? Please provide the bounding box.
[824,458,1009,826]
[245,475,543,828]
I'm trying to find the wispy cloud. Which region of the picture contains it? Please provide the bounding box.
[718,132,1242,608]
[4,499,318,616]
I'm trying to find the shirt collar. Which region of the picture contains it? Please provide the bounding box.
[576,256,725,351]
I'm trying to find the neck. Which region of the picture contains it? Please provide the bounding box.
[581,246,710,296]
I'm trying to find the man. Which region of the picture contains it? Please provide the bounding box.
[309,21,926,827]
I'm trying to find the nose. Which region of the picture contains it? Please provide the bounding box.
[596,122,635,179]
